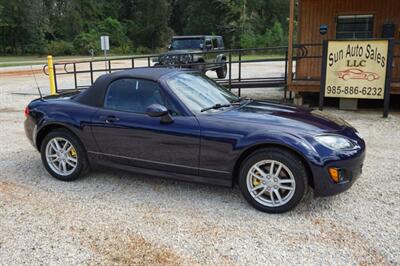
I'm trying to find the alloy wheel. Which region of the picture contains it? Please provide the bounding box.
[246,160,296,207]
[45,137,78,176]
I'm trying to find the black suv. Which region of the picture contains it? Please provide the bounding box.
[155,35,227,78]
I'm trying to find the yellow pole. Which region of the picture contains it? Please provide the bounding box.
[47,55,56,95]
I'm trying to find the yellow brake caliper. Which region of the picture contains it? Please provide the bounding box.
[69,147,77,158]
[253,170,262,186]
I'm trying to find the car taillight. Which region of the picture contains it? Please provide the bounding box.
[24,106,30,117]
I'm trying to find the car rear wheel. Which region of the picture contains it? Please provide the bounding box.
[238,148,307,213]
[216,60,227,78]
[40,129,89,181]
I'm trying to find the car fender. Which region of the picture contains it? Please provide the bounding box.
[216,54,226,64]
[34,108,97,151]
[234,129,323,170]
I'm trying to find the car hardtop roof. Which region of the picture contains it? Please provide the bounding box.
[172,35,222,39]
[74,67,192,107]
[105,67,185,81]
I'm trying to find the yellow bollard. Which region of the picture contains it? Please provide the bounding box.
[47,55,57,95]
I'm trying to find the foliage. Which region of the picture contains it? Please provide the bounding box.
[0,0,291,55]
[46,40,75,55]
[97,17,127,47]
[73,30,100,54]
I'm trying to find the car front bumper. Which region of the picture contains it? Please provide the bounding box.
[311,149,365,197]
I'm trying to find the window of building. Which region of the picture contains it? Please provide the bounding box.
[336,15,374,39]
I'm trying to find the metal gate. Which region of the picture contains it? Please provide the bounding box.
[43,45,313,100]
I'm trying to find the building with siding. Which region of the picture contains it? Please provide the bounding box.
[287,0,400,104]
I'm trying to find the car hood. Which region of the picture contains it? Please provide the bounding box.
[213,100,352,134]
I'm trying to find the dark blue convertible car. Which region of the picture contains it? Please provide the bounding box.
[24,68,365,213]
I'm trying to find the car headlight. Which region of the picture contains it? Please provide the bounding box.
[315,135,356,150]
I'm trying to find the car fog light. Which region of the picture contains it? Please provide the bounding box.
[328,167,340,183]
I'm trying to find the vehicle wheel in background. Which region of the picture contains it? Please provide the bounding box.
[238,148,308,213]
[40,129,89,181]
[216,60,227,78]
[194,60,206,73]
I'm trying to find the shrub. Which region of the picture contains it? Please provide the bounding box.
[112,43,133,55]
[46,41,74,56]
[73,30,100,55]
[135,46,152,55]
[97,17,127,47]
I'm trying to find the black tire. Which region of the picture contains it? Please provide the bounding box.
[216,60,227,78]
[238,148,308,213]
[194,60,206,73]
[40,129,89,181]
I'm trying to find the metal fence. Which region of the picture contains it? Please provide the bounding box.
[43,45,312,100]
[43,41,399,98]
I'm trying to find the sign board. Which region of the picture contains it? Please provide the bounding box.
[100,36,109,51]
[323,40,389,99]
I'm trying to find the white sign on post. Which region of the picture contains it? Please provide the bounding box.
[100,36,110,51]
[100,36,110,72]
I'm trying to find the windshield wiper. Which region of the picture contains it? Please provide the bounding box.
[231,96,250,103]
[200,97,251,112]
[200,103,232,112]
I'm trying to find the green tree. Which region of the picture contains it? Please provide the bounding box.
[0,0,292,55]
[0,0,48,54]
[73,30,99,54]
[97,17,127,47]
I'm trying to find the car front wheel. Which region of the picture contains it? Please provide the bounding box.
[216,60,227,78]
[238,148,307,213]
[40,129,89,181]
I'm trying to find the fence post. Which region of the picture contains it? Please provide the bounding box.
[228,52,232,90]
[47,55,57,95]
[90,62,94,85]
[284,50,288,101]
[238,50,242,97]
[383,40,394,118]
[73,63,77,89]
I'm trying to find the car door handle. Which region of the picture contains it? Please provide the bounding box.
[100,115,119,123]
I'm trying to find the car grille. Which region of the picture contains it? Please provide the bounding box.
[158,54,193,65]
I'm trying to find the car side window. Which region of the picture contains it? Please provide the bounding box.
[212,37,218,49]
[205,39,212,49]
[104,78,165,114]
[217,37,224,49]
[104,78,180,115]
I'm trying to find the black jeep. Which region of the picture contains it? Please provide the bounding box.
[155,35,227,78]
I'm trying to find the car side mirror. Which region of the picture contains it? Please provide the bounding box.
[167,44,172,50]
[146,104,173,124]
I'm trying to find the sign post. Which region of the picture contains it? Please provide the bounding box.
[100,36,110,72]
[319,39,393,117]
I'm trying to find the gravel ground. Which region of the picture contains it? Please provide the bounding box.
[0,65,399,265]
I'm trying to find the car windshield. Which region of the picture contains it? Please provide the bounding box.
[170,38,203,50]
[166,72,239,114]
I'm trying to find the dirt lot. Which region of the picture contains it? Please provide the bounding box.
[0,65,399,265]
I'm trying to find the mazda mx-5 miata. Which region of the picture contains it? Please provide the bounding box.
[24,68,365,213]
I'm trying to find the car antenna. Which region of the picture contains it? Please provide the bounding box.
[30,65,44,101]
